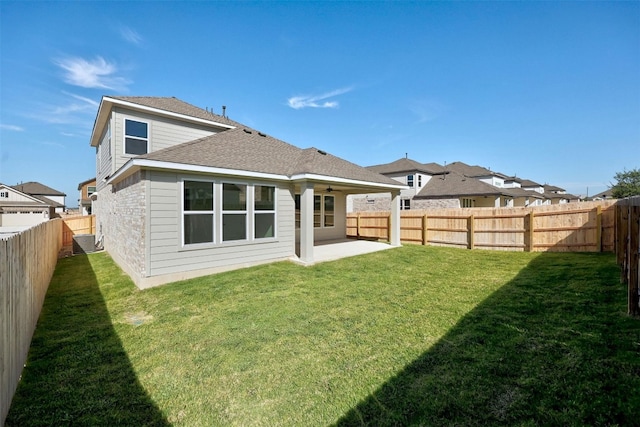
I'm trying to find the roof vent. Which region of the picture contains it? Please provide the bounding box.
[317,149,327,155]
[258,132,266,137]
[222,105,227,118]
[243,129,252,134]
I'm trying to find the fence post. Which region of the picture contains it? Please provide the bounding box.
[387,214,392,243]
[422,214,428,246]
[596,205,602,252]
[629,204,640,316]
[356,213,361,238]
[527,211,535,252]
[468,215,475,250]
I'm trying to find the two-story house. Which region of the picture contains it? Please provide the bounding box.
[90,96,405,288]
[77,177,96,215]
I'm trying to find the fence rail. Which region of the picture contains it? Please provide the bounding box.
[1,219,62,424]
[347,201,617,252]
[615,196,640,316]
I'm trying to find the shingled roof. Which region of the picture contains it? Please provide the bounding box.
[415,171,505,198]
[446,161,508,178]
[136,127,400,187]
[11,181,66,196]
[367,158,445,175]
[108,96,243,128]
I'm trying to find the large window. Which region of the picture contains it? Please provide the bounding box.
[407,175,414,188]
[183,181,214,244]
[124,119,148,155]
[222,183,247,241]
[307,194,334,228]
[254,185,275,239]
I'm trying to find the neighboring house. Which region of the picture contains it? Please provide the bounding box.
[349,159,577,210]
[0,183,54,234]
[349,157,446,211]
[591,188,616,200]
[543,184,580,204]
[90,96,405,288]
[77,177,96,215]
[11,181,66,213]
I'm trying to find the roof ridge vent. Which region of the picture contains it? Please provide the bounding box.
[317,149,327,155]
[243,129,252,134]
[258,132,266,137]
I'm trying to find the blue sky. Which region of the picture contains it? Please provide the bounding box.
[1,1,638,205]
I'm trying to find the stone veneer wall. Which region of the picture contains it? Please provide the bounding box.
[94,171,146,281]
[350,195,392,212]
[412,198,460,209]
[350,195,461,211]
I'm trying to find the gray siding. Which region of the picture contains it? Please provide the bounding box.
[111,108,224,171]
[96,120,112,192]
[147,171,295,277]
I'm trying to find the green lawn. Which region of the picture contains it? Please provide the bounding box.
[6,246,640,426]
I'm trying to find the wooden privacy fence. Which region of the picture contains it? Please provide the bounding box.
[615,196,640,316]
[347,201,617,253]
[62,214,96,247]
[1,219,62,424]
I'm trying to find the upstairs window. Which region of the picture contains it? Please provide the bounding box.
[0,191,8,198]
[407,175,414,188]
[124,119,148,155]
[418,175,422,187]
[87,186,96,196]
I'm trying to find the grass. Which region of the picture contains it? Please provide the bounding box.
[6,246,640,426]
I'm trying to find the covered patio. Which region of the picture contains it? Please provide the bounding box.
[294,238,396,265]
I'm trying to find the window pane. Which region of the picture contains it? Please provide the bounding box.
[125,119,147,138]
[255,185,274,210]
[184,214,213,244]
[184,181,213,211]
[314,195,321,227]
[223,214,246,241]
[295,194,300,229]
[323,195,334,227]
[125,137,147,155]
[223,183,246,210]
[255,213,274,238]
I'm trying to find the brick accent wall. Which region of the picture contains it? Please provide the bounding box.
[94,171,146,280]
[350,195,392,212]
[412,198,460,209]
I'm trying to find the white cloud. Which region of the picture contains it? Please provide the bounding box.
[287,87,353,109]
[0,124,24,131]
[119,25,143,45]
[54,56,131,90]
[37,92,100,125]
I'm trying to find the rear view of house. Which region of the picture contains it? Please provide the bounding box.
[90,96,405,288]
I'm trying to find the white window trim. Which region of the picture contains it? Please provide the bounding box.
[123,118,149,156]
[254,184,277,240]
[311,194,335,229]
[181,179,215,248]
[181,178,278,249]
[221,181,249,243]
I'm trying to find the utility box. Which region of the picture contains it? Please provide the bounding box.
[73,234,96,254]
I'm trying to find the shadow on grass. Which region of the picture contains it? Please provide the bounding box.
[335,252,640,426]
[5,254,169,427]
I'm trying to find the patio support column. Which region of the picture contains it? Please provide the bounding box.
[299,181,315,264]
[390,190,401,247]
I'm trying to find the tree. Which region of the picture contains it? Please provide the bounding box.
[611,168,640,198]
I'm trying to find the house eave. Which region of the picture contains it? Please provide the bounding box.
[90,96,236,147]
[290,173,408,192]
[107,160,409,193]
